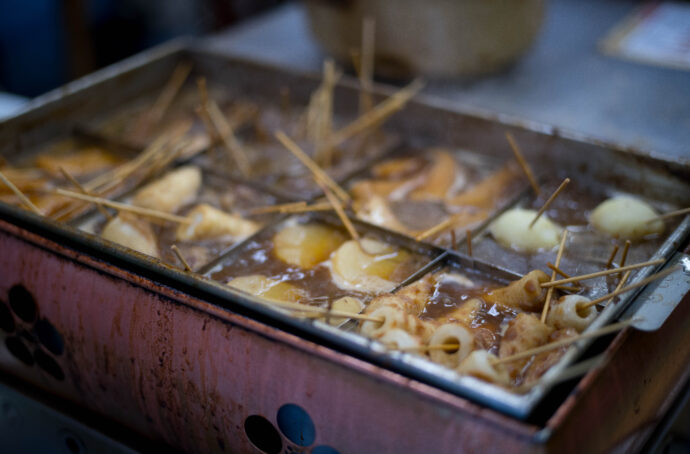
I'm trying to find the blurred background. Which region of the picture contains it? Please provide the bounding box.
[0,0,285,97]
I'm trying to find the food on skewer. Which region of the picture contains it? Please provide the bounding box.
[349,149,523,245]
[483,269,550,312]
[273,222,347,269]
[353,266,608,389]
[457,350,510,385]
[176,203,259,241]
[521,328,578,385]
[101,213,160,258]
[428,323,475,368]
[211,216,429,319]
[0,142,128,217]
[330,238,412,293]
[131,165,201,213]
[227,275,306,303]
[590,196,664,239]
[498,313,554,380]
[546,295,597,332]
[82,165,272,270]
[489,208,562,252]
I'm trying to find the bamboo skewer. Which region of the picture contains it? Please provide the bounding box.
[279,202,333,214]
[0,169,42,215]
[541,258,664,288]
[579,266,678,310]
[59,167,112,221]
[465,229,472,256]
[82,134,170,193]
[530,178,570,228]
[171,245,192,272]
[619,240,631,269]
[398,343,461,353]
[647,207,690,222]
[451,230,458,251]
[52,189,190,224]
[505,132,540,196]
[415,218,453,242]
[542,229,568,322]
[547,262,571,279]
[274,130,350,203]
[148,62,192,127]
[248,201,308,215]
[359,16,375,115]
[492,318,637,365]
[605,244,619,269]
[328,79,424,149]
[196,78,218,142]
[609,270,631,303]
[207,99,252,177]
[316,178,360,242]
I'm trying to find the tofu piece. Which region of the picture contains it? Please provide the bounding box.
[176,204,259,241]
[101,214,159,258]
[489,208,562,252]
[132,165,202,213]
[483,270,550,312]
[590,196,664,239]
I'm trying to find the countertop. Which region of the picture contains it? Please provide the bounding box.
[205,0,690,163]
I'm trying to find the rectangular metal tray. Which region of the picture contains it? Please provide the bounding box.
[1,39,689,428]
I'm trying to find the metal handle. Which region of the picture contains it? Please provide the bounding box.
[624,252,690,331]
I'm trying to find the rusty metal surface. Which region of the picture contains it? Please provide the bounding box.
[0,220,541,454]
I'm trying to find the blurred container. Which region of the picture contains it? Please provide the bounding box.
[304,0,547,78]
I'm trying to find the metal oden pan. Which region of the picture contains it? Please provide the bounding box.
[0,40,689,452]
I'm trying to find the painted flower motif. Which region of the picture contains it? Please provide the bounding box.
[1,284,65,381]
[245,403,339,454]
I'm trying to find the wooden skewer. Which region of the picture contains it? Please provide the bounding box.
[579,266,678,310]
[207,99,252,177]
[492,318,637,365]
[280,202,333,214]
[315,178,360,242]
[248,201,308,215]
[329,79,424,149]
[619,240,631,268]
[398,343,460,353]
[359,16,375,115]
[605,244,619,269]
[580,269,631,310]
[148,62,192,126]
[52,189,190,224]
[647,207,690,222]
[196,78,219,142]
[171,245,192,272]
[541,258,664,288]
[547,262,572,280]
[0,169,42,215]
[505,132,540,196]
[465,229,472,255]
[275,130,350,203]
[451,229,458,251]
[529,178,570,228]
[415,217,453,242]
[542,229,568,322]
[59,167,113,221]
